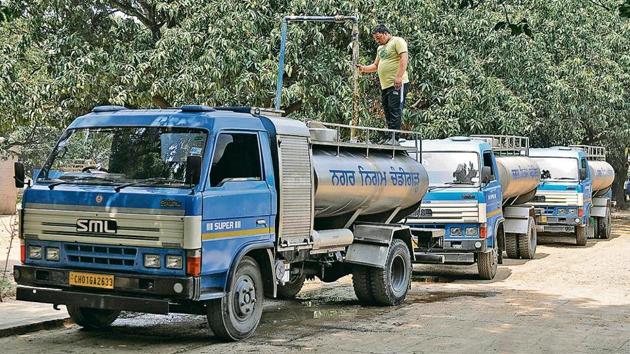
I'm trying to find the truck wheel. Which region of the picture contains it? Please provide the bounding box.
[276,273,305,300]
[505,234,518,259]
[352,266,375,305]
[369,239,411,306]
[597,211,612,240]
[67,306,120,329]
[477,248,498,280]
[576,225,587,246]
[207,256,263,341]
[518,217,537,259]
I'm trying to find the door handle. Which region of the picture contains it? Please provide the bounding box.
[256,219,267,226]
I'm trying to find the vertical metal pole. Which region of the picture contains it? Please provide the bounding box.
[274,19,288,111]
[350,20,360,141]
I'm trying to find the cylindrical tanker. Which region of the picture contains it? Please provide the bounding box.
[496,156,541,205]
[589,160,615,196]
[312,148,429,220]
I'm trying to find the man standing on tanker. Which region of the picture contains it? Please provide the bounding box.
[358,24,410,145]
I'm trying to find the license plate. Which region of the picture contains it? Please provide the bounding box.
[543,225,575,233]
[69,271,114,289]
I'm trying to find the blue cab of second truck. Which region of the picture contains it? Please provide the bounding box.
[403,137,503,279]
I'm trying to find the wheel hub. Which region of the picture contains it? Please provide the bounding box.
[234,275,256,318]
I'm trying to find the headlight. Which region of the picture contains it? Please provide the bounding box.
[46,247,60,261]
[450,227,462,236]
[28,246,42,259]
[568,208,577,215]
[557,208,566,215]
[166,255,183,269]
[465,227,477,236]
[144,254,161,268]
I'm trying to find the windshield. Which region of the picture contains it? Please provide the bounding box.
[38,127,208,187]
[422,152,480,187]
[532,157,578,181]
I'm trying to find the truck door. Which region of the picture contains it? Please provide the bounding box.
[580,157,593,220]
[482,150,502,247]
[201,131,273,283]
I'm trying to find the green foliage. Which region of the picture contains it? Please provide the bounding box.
[0,0,628,203]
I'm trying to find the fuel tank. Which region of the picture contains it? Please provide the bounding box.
[589,160,615,196]
[312,147,429,221]
[496,156,540,204]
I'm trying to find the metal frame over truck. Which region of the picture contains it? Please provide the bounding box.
[403,135,541,280]
[12,15,431,341]
[528,145,615,245]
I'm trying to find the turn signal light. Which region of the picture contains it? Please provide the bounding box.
[479,224,487,239]
[186,249,201,276]
[578,208,584,217]
[20,243,25,263]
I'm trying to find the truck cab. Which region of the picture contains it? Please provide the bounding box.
[403,137,504,280]
[528,146,614,245]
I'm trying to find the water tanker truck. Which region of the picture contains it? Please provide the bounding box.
[12,108,428,340]
[403,135,540,280]
[527,145,615,245]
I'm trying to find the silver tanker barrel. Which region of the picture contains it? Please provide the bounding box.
[589,160,614,196]
[570,145,615,196]
[472,135,540,205]
[496,157,540,205]
[308,123,429,229]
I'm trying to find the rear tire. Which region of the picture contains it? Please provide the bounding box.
[505,234,518,259]
[518,217,537,259]
[352,266,375,305]
[67,306,120,329]
[207,256,263,341]
[576,225,587,246]
[477,247,498,280]
[369,239,411,306]
[276,273,305,300]
[597,211,612,240]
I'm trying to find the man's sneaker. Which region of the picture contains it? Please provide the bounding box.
[383,138,400,146]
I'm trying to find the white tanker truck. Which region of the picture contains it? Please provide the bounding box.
[403,135,540,280]
[528,145,615,244]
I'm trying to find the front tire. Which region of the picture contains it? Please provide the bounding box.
[207,256,263,341]
[352,266,375,305]
[518,217,537,259]
[67,306,120,329]
[369,239,411,306]
[576,225,587,246]
[477,247,498,280]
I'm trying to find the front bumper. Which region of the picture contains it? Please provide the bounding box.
[14,265,202,312]
[413,239,487,265]
[534,213,580,234]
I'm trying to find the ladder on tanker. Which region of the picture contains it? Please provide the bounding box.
[569,145,606,161]
[471,135,530,156]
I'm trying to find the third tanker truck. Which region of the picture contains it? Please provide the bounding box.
[403,135,541,280]
[527,145,615,245]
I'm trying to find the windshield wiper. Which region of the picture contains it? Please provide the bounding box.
[544,177,576,181]
[114,177,187,192]
[47,176,118,190]
[445,181,476,185]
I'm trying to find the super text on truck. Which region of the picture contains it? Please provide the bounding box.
[527,145,615,245]
[403,135,541,280]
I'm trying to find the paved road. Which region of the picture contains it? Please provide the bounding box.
[1,212,629,353]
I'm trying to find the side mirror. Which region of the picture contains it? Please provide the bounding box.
[185,155,202,186]
[14,162,25,188]
[481,166,493,184]
[579,167,587,180]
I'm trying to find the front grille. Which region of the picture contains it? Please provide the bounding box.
[528,192,579,206]
[65,244,137,268]
[408,202,480,223]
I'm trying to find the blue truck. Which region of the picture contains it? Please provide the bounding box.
[12,107,430,340]
[403,135,541,279]
[527,145,615,245]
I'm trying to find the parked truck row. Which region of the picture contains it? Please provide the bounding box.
[9,15,617,342]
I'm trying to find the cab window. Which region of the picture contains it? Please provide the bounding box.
[482,151,496,181]
[210,133,262,187]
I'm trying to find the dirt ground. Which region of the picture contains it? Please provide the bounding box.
[0,211,628,353]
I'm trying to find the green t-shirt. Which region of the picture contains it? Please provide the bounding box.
[376,36,410,90]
